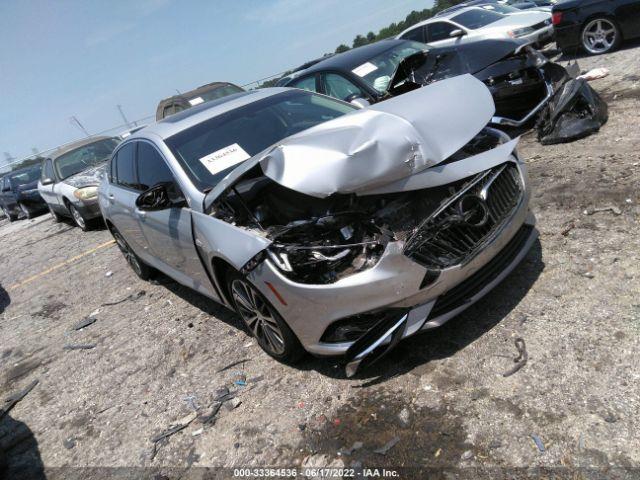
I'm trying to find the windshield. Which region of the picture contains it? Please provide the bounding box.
[54,138,120,180]
[480,4,521,14]
[352,41,427,93]
[9,166,41,187]
[189,85,244,105]
[166,90,356,191]
[451,9,504,29]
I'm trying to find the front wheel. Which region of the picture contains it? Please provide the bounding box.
[69,204,89,231]
[112,229,155,280]
[2,206,17,222]
[18,203,33,219]
[581,17,621,55]
[227,272,305,364]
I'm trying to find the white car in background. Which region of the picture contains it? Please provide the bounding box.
[397,6,553,47]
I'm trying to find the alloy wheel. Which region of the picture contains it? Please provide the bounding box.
[231,278,286,356]
[70,205,86,230]
[113,232,143,277]
[582,18,617,54]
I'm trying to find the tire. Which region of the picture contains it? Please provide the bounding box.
[68,204,90,231]
[581,17,621,55]
[48,204,63,222]
[226,271,305,364]
[111,228,155,280]
[18,203,33,220]
[2,206,16,222]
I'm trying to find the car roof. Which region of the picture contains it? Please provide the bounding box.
[49,136,117,160]
[156,82,244,106]
[133,88,292,141]
[283,39,409,80]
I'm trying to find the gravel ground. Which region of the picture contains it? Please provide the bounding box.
[1,43,639,479]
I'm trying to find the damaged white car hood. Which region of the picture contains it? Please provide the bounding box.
[259,74,495,198]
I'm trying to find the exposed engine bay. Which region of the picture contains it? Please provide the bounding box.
[210,129,504,284]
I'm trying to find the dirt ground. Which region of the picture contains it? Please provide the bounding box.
[1,42,639,480]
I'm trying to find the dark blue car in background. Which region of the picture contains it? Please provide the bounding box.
[0,164,47,221]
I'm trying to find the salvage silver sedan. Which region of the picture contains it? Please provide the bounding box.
[99,77,538,376]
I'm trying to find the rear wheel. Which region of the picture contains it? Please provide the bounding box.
[2,206,17,222]
[18,203,33,219]
[112,228,154,280]
[581,17,621,55]
[226,271,305,364]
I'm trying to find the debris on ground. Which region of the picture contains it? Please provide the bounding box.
[216,359,250,373]
[105,271,113,278]
[461,450,473,460]
[531,434,546,453]
[233,373,247,387]
[502,338,528,377]
[63,344,97,351]
[63,437,76,449]
[101,290,146,307]
[585,205,622,216]
[150,411,197,459]
[561,222,576,236]
[338,441,363,456]
[199,402,222,426]
[578,67,609,81]
[72,316,97,331]
[1,380,39,419]
[374,436,400,455]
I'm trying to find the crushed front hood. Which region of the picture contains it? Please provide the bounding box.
[259,74,495,198]
[63,162,108,188]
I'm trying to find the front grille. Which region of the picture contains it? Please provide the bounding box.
[428,224,534,319]
[405,163,522,270]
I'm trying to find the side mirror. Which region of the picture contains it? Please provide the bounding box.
[449,29,466,38]
[135,182,186,211]
[349,97,372,109]
[41,177,54,186]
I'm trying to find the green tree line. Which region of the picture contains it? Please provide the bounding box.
[259,0,464,87]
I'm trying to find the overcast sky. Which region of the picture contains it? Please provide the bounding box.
[0,0,432,162]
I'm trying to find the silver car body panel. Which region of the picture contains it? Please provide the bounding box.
[99,82,537,359]
[396,6,552,47]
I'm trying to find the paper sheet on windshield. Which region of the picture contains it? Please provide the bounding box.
[352,62,378,77]
[189,97,204,106]
[199,144,251,175]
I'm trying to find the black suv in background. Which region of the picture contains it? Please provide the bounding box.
[552,0,640,55]
[155,82,245,120]
[0,164,47,221]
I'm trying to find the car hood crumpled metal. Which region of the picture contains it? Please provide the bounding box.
[259,74,494,198]
[62,162,108,188]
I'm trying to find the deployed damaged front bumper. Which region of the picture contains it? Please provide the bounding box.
[246,158,537,357]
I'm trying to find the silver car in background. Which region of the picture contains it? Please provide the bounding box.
[38,136,120,230]
[99,79,537,376]
[397,6,552,47]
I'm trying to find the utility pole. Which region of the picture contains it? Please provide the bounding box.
[69,116,90,137]
[117,105,131,128]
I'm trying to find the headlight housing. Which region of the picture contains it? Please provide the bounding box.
[73,186,98,201]
[508,27,535,38]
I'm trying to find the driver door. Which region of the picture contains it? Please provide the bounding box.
[39,159,60,209]
[135,141,214,296]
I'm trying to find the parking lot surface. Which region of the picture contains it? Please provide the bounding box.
[1,44,640,478]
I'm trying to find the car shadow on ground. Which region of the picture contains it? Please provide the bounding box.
[300,239,545,384]
[0,413,46,480]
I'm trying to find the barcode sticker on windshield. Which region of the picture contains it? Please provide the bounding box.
[199,144,251,175]
[352,62,378,77]
[189,97,204,106]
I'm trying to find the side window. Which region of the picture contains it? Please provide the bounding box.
[322,73,365,101]
[42,159,55,182]
[290,75,318,93]
[114,142,138,190]
[137,142,176,191]
[401,26,426,43]
[427,22,458,42]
